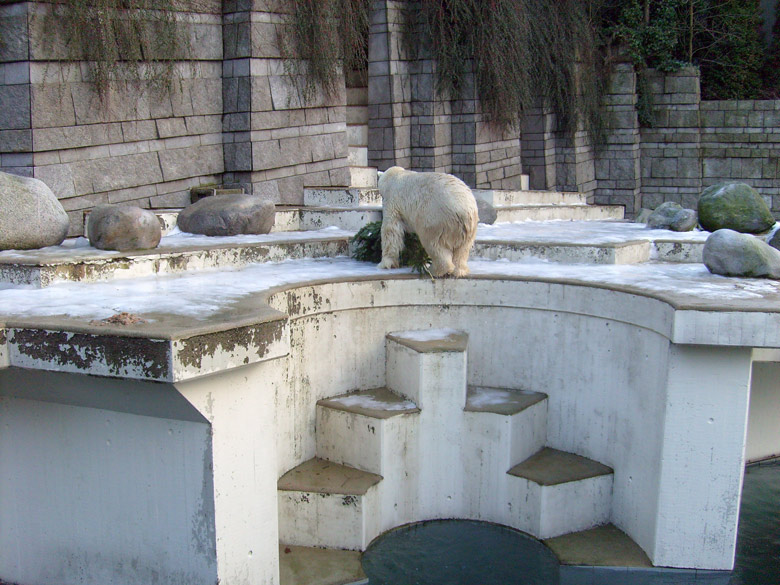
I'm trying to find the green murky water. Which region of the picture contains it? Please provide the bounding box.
[362,461,779,585]
[731,460,780,584]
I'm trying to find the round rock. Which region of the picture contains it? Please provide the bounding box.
[646,201,697,232]
[475,197,497,225]
[0,172,69,250]
[703,229,780,279]
[177,194,275,236]
[698,182,775,234]
[88,205,162,251]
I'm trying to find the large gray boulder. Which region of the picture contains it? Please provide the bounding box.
[88,204,162,251]
[646,201,697,232]
[0,172,69,250]
[177,194,275,236]
[698,182,775,234]
[703,229,780,279]
[475,197,497,225]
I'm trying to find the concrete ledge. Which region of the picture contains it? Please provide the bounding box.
[0,236,351,287]
[386,328,468,353]
[472,239,650,265]
[278,458,382,496]
[509,448,613,487]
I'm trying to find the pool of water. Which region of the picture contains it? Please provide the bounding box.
[363,461,779,585]
[731,460,780,584]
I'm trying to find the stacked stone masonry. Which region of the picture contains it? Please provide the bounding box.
[3,2,780,233]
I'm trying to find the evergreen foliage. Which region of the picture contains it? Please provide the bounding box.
[351,221,432,276]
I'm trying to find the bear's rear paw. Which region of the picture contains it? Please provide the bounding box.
[378,257,399,269]
[453,265,470,278]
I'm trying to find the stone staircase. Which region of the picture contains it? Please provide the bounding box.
[278,328,614,555]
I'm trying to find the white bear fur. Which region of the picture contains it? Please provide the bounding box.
[377,166,479,277]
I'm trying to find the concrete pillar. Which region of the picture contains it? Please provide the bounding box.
[652,344,752,570]
[176,361,283,585]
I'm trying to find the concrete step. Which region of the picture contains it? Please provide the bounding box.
[279,544,368,585]
[464,386,548,468]
[471,238,651,265]
[277,458,382,550]
[543,523,652,568]
[474,188,585,207]
[0,231,351,287]
[303,187,381,208]
[507,447,613,540]
[348,146,368,168]
[495,204,624,223]
[349,166,377,189]
[272,206,381,233]
[385,328,469,407]
[316,387,420,475]
[463,386,549,522]
[347,125,368,148]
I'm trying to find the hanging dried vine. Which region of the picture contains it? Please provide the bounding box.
[409,0,610,139]
[279,0,370,103]
[38,0,201,100]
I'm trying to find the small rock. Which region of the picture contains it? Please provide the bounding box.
[646,202,697,232]
[634,208,652,224]
[0,172,69,250]
[475,197,497,225]
[88,205,162,251]
[177,194,275,236]
[698,182,775,234]
[703,229,780,279]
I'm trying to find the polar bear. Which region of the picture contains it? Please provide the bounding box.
[378,166,479,277]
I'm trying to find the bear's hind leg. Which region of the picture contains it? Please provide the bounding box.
[378,212,404,269]
[452,242,471,277]
[426,245,455,277]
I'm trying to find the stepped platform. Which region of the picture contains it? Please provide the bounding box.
[2,220,710,288]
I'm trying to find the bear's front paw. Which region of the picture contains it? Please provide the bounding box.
[378,257,399,269]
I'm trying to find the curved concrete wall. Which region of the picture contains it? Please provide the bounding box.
[266,277,733,567]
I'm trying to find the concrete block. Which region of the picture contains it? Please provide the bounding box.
[508,448,613,540]
[277,458,382,550]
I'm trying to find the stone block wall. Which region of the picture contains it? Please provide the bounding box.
[368,0,523,190]
[221,0,350,204]
[699,100,780,212]
[594,62,641,215]
[0,0,225,236]
[638,67,780,216]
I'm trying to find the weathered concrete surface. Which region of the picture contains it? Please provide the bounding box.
[0,270,776,581]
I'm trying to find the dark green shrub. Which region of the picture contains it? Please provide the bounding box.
[351,221,432,276]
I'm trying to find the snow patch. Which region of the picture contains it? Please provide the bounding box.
[391,328,462,342]
[328,393,417,411]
